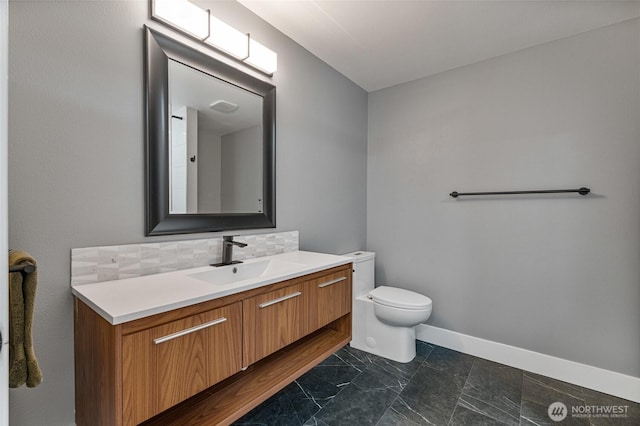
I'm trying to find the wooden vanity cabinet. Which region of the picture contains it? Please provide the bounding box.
[243,267,351,365]
[122,302,243,425]
[74,263,352,426]
[243,283,309,365]
[311,269,352,329]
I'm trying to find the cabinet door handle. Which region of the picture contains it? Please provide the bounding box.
[318,276,347,288]
[258,291,302,309]
[153,317,227,345]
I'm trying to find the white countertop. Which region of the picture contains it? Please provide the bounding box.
[71,250,352,325]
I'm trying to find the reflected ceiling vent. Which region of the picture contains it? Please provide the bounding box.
[209,100,239,113]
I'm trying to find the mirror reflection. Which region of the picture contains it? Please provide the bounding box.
[169,59,264,214]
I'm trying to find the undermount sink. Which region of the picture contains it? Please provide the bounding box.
[188,259,306,286]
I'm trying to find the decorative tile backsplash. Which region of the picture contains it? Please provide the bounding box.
[71,231,299,286]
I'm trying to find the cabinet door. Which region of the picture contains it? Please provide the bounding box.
[122,302,242,425]
[243,283,308,366]
[311,269,352,330]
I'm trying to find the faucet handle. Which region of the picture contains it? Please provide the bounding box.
[223,235,248,248]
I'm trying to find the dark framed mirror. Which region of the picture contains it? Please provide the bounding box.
[145,27,275,235]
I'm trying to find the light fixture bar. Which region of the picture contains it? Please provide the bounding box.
[151,0,277,75]
[202,9,211,43]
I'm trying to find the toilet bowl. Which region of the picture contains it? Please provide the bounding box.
[343,251,432,363]
[369,286,432,327]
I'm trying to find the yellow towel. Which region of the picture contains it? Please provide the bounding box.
[8,250,43,388]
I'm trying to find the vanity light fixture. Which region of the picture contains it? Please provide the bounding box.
[246,39,278,76]
[151,0,278,75]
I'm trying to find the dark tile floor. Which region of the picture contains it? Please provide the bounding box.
[233,343,640,425]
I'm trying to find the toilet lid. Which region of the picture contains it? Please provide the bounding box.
[369,286,432,310]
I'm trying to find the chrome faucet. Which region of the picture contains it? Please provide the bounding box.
[212,236,248,267]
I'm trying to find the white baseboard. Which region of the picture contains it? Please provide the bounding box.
[416,324,640,403]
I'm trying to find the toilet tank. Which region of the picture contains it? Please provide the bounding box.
[342,251,375,296]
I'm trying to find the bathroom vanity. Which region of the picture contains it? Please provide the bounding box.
[72,251,352,426]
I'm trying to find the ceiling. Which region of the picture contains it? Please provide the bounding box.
[170,59,262,135]
[238,0,640,92]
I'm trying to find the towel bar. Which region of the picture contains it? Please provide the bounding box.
[9,263,36,274]
[450,187,590,198]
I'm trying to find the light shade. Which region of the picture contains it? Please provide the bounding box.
[207,15,249,59]
[151,0,277,75]
[153,0,209,40]
[246,39,278,74]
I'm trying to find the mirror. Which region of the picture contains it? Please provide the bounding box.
[145,27,275,235]
[168,60,264,215]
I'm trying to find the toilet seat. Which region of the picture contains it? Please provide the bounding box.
[369,286,432,310]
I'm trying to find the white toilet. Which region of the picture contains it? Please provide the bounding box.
[343,251,432,363]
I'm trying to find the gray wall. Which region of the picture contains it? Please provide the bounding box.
[367,18,640,377]
[221,125,262,213]
[8,1,367,424]
[198,129,222,213]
